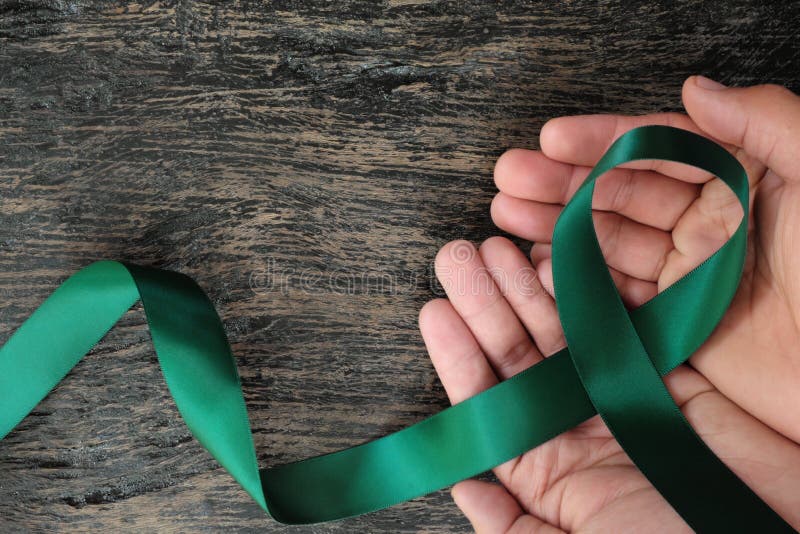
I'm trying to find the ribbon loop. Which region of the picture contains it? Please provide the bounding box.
[552,126,791,532]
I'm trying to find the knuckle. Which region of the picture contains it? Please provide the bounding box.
[609,169,636,212]
[756,83,793,100]
[497,338,537,374]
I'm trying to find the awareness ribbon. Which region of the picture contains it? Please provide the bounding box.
[0,126,794,531]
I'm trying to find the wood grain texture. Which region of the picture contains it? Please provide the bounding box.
[1,0,798,531]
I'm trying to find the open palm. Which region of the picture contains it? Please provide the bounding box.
[418,77,800,532]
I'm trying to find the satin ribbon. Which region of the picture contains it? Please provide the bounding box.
[0,126,793,530]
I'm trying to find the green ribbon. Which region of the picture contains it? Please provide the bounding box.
[0,126,793,530]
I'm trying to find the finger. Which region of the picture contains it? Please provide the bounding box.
[539,113,721,183]
[479,237,565,356]
[490,193,561,243]
[452,480,523,534]
[530,243,551,265]
[660,178,742,291]
[492,194,672,282]
[418,292,527,483]
[683,76,800,182]
[494,149,700,231]
[509,514,569,534]
[435,240,543,378]
[453,480,565,534]
[537,257,657,308]
[419,298,497,404]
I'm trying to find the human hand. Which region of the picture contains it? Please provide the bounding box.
[419,76,800,532]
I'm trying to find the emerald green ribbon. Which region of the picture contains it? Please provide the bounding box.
[0,126,793,530]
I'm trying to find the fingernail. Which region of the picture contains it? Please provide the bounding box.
[694,75,727,91]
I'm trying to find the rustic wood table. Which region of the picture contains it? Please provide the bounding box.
[1,1,798,531]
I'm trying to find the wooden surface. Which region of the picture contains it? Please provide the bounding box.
[1,1,798,531]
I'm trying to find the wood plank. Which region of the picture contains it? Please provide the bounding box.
[1,0,798,530]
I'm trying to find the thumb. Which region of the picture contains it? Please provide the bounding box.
[682,75,800,181]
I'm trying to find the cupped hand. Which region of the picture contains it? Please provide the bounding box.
[419,76,800,532]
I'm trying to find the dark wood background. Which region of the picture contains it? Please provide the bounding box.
[1,1,798,531]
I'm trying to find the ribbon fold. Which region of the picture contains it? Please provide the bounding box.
[0,126,793,531]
